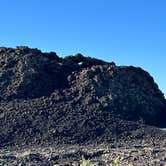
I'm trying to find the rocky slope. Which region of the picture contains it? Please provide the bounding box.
[0,46,166,148]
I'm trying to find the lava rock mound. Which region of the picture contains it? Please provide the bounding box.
[0,46,165,146]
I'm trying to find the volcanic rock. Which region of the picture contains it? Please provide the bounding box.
[0,46,166,147]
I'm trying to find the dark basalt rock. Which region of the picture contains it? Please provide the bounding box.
[0,46,165,147]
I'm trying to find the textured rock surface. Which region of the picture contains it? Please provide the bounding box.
[0,46,166,148]
[1,139,166,166]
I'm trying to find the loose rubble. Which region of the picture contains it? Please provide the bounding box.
[0,46,166,165]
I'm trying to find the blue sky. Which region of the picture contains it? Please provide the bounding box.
[0,0,166,96]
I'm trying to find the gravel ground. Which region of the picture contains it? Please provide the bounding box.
[0,142,166,166]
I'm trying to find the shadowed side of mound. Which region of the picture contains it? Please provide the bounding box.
[0,46,68,99]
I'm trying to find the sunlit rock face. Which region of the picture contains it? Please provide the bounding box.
[0,46,165,146]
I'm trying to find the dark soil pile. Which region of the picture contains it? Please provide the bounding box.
[0,46,166,147]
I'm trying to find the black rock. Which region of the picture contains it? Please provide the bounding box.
[0,46,165,147]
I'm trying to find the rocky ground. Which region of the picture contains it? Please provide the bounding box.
[0,138,166,166]
[0,46,166,165]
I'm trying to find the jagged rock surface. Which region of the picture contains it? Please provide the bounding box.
[0,46,166,147]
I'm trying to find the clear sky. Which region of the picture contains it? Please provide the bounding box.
[0,0,166,96]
